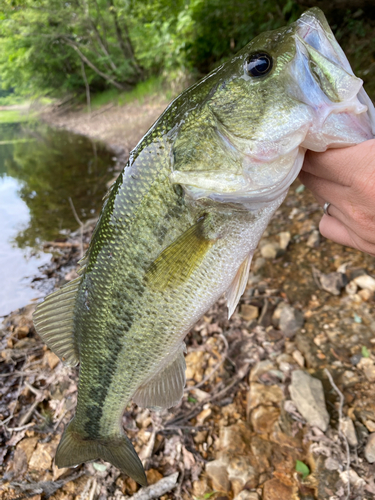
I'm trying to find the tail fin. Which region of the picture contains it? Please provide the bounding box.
[55,419,147,486]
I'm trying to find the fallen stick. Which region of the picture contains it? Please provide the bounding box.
[126,472,179,500]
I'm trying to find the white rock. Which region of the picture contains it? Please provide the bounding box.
[233,492,259,500]
[354,274,375,292]
[339,469,366,488]
[365,433,375,463]
[279,231,291,250]
[340,417,358,447]
[289,370,330,431]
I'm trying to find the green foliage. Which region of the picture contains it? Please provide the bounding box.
[0,0,374,101]
[296,459,310,479]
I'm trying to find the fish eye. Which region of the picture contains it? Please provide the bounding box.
[244,52,273,77]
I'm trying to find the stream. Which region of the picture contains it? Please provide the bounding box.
[0,118,118,317]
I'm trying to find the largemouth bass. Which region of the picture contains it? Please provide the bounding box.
[34,8,375,485]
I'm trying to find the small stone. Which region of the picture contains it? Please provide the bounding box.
[279,231,291,250]
[364,420,375,432]
[247,383,284,413]
[278,305,304,337]
[240,304,259,321]
[292,350,304,367]
[358,288,373,301]
[193,431,208,444]
[354,274,375,292]
[289,370,330,431]
[14,325,30,339]
[306,229,320,248]
[350,353,362,366]
[345,281,358,295]
[146,468,163,485]
[339,469,366,488]
[325,457,340,470]
[227,456,258,495]
[263,478,294,500]
[196,408,212,425]
[64,269,79,281]
[233,492,259,500]
[16,437,39,462]
[250,405,280,434]
[319,272,347,295]
[340,417,358,447]
[358,357,375,382]
[206,458,230,492]
[29,442,56,470]
[249,360,275,383]
[44,351,60,370]
[253,257,266,273]
[261,243,281,259]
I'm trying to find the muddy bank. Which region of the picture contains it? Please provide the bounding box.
[40,96,170,156]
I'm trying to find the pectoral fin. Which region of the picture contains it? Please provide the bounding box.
[226,253,253,318]
[133,344,186,410]
[147,218,215,290]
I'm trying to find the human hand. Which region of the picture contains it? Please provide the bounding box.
[299,139,375,256]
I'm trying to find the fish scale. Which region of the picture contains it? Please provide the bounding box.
[33,7,375,485]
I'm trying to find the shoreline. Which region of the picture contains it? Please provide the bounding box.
[39,95,171,156]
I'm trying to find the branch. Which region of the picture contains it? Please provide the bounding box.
[62,36,125,90]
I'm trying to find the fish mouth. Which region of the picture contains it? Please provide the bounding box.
[293,8,375,148]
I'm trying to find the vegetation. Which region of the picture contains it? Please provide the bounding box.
[0,0,374,101]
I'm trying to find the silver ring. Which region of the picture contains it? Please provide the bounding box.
[323,202,332,216]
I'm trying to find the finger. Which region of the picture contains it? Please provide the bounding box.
[319,215,375,257]
[302,139,375,186]
[298,171,348,213]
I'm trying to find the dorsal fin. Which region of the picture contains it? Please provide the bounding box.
[33,277,82,366]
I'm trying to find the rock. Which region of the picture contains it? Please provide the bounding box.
[249,360,275,383]
[345,281,358,295]
[44,351,60,370]
[206,457,230,492]
[319,272,347,295]
[263,478,294,500]
[14,325,30,339]
[185,351,205,383]
[279,231,291,250]
[29,441,57,470]
[358,357,375,382]
[253,257,266,273]
[250,405,280,434]
[325,457,340,470]
[196,408,212,425]
[278,305,304,337]
[339,469,366,488]
[227,456,258,495]
[354,274,375,292]
[240,304,259,321]
[193,479,210,498]
[260,243,281,259]
[365,433,375,463]
[16,437,39,462]
[306,229,320,248]
[233,491,259,500]
[292,350,304,367]
[289,370,330,431]
[247,383,284,413]
[146,469,164,485]
[340,417,358,447]
[358,288,373,301]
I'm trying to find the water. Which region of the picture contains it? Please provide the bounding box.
[0,120,118,317]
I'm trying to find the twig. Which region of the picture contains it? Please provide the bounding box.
[125,472,179,500]
[184,334,228,392]
[325,368,351,500]
[68,197,84,258]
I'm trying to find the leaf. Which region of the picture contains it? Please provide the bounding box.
[296,460,310,479]
[362,346,370,358]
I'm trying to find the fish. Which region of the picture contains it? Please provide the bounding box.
[33,7,375,486]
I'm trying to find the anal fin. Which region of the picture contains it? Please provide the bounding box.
[133,344,186,410]
[226,252,253,319]
[33,277,82,366]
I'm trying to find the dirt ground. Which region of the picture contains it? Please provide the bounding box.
[1,99,375,500]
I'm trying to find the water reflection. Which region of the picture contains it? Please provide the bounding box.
[0,121,117,316]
